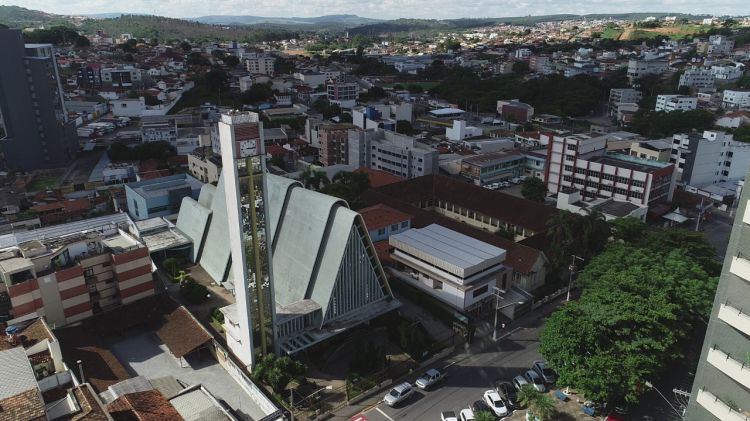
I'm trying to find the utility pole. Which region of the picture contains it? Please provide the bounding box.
[491,286,524,341]
[566,255,584,302]
[695,197,705,232]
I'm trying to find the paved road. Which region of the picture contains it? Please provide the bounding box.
[359,325,543,421]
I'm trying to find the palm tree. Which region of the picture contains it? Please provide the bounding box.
[517,384,538,409]
[474,411,495,421]
[528,394,555,421]
[546,210,575,266]
[578,208,610,259]
[299,167,330,191]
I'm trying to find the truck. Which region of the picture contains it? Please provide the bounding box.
[415,368,446,390]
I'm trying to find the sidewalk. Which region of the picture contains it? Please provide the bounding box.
[326,295,568,421]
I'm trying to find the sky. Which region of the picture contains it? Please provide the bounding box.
[3,0,749,20]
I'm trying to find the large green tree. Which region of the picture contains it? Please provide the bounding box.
[521,177,548,202]
[540,244,717,404]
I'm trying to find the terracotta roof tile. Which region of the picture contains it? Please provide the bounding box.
[359,204,413,232]
[0,389,46,421]
[154,306,213,359]
[353,168,403,188]
[71,384,111,421]
[106,390,183,421]
[0,318,52,352]
[233,123,260,141]
[56,326,131,393]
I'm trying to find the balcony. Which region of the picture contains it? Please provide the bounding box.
[730,256,750,282]
[706,347,750,390]
[719,303,750,336]
[696,388,750,421]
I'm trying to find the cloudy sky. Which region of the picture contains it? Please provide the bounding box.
[4,0,749,20]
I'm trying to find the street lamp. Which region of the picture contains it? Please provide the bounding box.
[289,385,333,421]
[644,381,684,417]
[491,286,524,341]
[566,255,584,302]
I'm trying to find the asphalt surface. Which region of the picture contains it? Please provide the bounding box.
[359,325,543,421]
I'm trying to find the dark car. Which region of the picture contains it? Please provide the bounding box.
[494,381,518,409]
[471,400,497,419]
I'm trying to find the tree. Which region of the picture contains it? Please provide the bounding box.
[223,55,240,67]
[517,385,555,420]
[241,82,274,104]
[252,354,306,393]
[180,41,192,52]
[186,52,209,66]
[521,177,547,202]
[162,258,178,278]
[75,36,90,48]
[299,167,330,190]
[359,86,387,102]
[144,95,160,106]
[474,411,495,421]
[406,84,424,94]
[320,171,371,209]
[540,244,717,404]
[512,61,530,75]
[180,278,209,304]
[609,217,647,243]
[203,69,229,94]
[396,120,414,135]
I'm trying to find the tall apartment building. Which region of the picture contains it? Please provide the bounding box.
[100,66,143,87]
[685,167,750,420]
[76,64,102,89]
[711,64,744,84]
[348,128,438,179]
[0,30,78,171]
[319,123,355,166]
[245,56,275,75]
[670,130,750,186]
[627,58,669,84]
[544,133,676,206]
[0,215,155,326]
[696,34,735,56]
[496,99,535,122]
[608,88,643,117]
[326,75,359,104]
[679,67,716,89]
[655,95,698,112]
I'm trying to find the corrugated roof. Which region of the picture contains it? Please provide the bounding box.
[0,348,38,400]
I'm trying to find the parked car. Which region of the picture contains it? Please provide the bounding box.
[416,368,446,389]
[494,380,518,409]
[441,411,458,421]
[511,177,521,184]
[471,400,496,419]
[383,383,413,407]
[524,370,546,392]
[531,360,557,384]
[459,408,475,421]
[501,181,511,188]
[512,375,530,391]
[483,390,509,417]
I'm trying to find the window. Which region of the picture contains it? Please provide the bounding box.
[565,155,574,162]
[401,221,409,228]
[378,228,385,235]
[566,144,577,151]
[84,268,94,278]
[391,224,399,231]
[472,284,489,298]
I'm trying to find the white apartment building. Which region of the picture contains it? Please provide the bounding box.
[711,64,744,84]
[655,95,698,112]
[627,58,669,84]
[348,128,438,178]
[670,130,750,186]
[327,76,359,107]
[679,68,716,89]
[722,89,750,109]
[545,133,676,206]
[389,224,509,313]
[245,56,275,75]
[101,66,142,87]
[293,70,341,87]
[446,120,483,141]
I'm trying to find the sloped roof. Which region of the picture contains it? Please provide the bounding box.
[106,390,183,421]
[0,347,39,400]
[155,306,213,359]
[359,204,413,232]
[354,168,403,188]
[0,389,45,421]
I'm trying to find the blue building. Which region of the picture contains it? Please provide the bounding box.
[125,174,203,220]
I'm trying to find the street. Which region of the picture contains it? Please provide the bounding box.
[357,324,543,421]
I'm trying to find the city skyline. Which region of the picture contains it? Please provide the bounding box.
[3,0,750,21]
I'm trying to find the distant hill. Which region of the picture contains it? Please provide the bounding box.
[192,14,381,26]
[78,15,297,41]
[0,5,66,27]
[81,13,125,19]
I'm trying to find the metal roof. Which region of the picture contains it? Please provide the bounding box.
[0,347,39,400]
[389,224,505,279]
[0,213,132,250]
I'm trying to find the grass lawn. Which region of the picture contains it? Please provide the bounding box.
[600,27,624,39]
[27,175,58,191]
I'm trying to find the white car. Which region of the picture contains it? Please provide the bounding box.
[524,370,546,392]
[416,368,445,389]
[383,382,413,407]
[441,411,459,421]
[459,408,475,421]
[483,389,509,417]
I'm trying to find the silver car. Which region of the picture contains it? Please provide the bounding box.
[532,360,557,384]
[384,382,413,407]
[524,370,546,392]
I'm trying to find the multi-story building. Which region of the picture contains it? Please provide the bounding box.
[125,173,204,220]
[544,133,676,206]
[348,128,438,179]
[629,139,673,162]
[209,111,263,157]
[627,58,669,84]
[141,120,177,142]
[446,120,483,142]
[608,88,643,117]
[670,131,750,186]
[685,166,750,420]
[711,64,744,84]
[655,94,698,112]
[0,215,155,326]
[722,89,750,109]
[679,67,716,89]
[76,64,102,89]
[0,30,78,171]
[459,150,526,185]
[188,147,222,184]
[100,66,143,87]
[245,55,275,75]
[319,123,355,166]
[696,35,735,56]
[496,99,534,122]
[326,75,359,106]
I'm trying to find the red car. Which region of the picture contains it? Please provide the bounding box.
[606,413,625,421]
